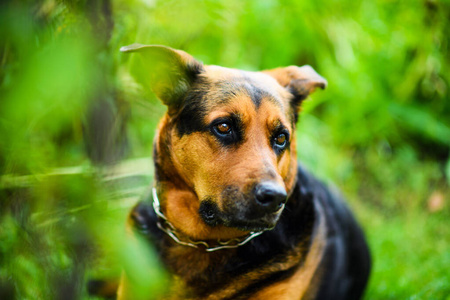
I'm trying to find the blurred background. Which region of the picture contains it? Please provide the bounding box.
[0,0,449,299]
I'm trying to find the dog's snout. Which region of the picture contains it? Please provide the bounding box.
[254,182,287,212]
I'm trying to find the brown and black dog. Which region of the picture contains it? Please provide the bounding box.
[117,44,371,300]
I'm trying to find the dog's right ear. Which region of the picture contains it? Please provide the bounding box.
[120,44,204,112]
[262,65,327,120]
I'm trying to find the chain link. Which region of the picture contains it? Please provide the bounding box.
[152,187,265,252]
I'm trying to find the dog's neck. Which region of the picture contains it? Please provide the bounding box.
[131,171,317,298]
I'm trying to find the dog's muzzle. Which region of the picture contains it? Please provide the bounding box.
[199,182,287,232]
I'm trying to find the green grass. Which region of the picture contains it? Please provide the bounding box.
[363,209,450,299]
[1,0,449,299]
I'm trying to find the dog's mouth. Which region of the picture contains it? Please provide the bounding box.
[222,206,284,232]
[199,198,285,232]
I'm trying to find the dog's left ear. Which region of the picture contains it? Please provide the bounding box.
[120,44,204,113]
[263,65,327,114]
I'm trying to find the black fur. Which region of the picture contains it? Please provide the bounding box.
[223,264,300,300]
[244,80,265,108]
[199,199,222,227]
[131,165,371,299]
[175,78,211,136]
[287,83,311,123]
[213,78,269,109]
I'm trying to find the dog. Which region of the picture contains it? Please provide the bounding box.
[117,44,371,300]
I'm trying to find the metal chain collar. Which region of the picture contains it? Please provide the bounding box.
[152,187,265,252]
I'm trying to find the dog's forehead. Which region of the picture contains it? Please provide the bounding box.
[202,65,291,109]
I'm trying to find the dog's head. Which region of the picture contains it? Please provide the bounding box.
[122,44,326,238]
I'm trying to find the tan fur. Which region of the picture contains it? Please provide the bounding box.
[262,65,327,92]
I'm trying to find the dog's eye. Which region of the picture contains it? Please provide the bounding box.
[215,122,232,135]
[275,133,286,146]
[273,131,289,154]
[210,116,243,146]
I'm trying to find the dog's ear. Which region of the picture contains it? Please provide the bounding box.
[263,65,327,115]
[120,44,204,111]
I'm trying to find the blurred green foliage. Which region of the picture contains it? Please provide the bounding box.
[0,0,449,299]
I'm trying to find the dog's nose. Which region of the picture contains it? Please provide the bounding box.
[254,182,287,212]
